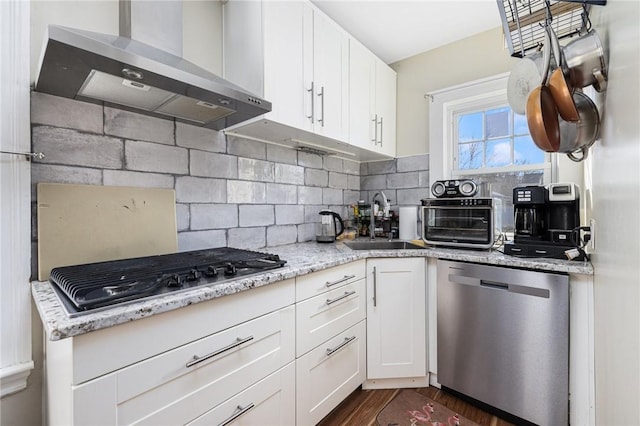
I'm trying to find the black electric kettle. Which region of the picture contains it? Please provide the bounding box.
[316,210,344,243]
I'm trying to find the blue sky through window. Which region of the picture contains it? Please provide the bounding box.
[457,107,544,169]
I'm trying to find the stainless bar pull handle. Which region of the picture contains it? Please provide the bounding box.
[371,114,378,142]
[326,290,356,306]
[317,86,325,126]
[480,280,509,290]
[378,116,384,145]
[451,274,549,298]
[373,266,377,307]
[307,81,315,123]
[325,274,356,288]
[186,336,254,368]
[326,336,356,356]
[218,403,255,426]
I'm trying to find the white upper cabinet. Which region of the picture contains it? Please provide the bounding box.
[375,58,397,157]
[349,39,397,157]
[308,6,349,141]
[223,0,394,161]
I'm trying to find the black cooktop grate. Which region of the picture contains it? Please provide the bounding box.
[49,247,286,312]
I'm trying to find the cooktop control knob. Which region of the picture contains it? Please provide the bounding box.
[186,269,201,281]
[205,265,218,277]
[166,274,182,287]
[224,263,237,276]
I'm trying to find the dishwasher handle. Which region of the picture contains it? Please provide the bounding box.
[480,280,509,290]
[448,274,550,298]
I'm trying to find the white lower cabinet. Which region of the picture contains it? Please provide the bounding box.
[47,258,430,425]
[72,305,295,425]
[364,257,427,388]
[295,320,366,426]
[294,261,367,425]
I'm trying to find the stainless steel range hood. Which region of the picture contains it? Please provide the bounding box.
[34,2,271,130]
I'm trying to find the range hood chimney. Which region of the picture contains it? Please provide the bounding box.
[35,1,271,130]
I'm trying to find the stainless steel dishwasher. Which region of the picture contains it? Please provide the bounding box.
[437,260,569,426]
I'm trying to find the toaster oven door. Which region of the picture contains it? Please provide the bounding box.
[422,204,494,248]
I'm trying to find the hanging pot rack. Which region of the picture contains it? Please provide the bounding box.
[498,0,604,58]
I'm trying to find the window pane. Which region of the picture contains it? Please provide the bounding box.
[458,142,483,169]
[486,138,511,167]
[458,113,483,142]
[514,135,545,165]
[459,171,545,234]
[514,113,529,135]
[485,107,509,138]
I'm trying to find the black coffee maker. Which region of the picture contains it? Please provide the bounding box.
[506,183,582,259]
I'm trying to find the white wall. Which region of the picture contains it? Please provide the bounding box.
[588,1,640,424]
[391,27,517,157]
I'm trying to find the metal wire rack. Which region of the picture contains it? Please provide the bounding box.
[498,0,589,57]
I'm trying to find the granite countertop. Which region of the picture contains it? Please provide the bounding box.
[32,240,593,341]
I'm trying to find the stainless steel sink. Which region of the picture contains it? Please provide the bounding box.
[344,240,425,250]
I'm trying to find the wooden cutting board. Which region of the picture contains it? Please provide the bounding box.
[37,183,178,281]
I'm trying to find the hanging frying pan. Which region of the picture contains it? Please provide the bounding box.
[526,28,561,152]
[547,26,580,122]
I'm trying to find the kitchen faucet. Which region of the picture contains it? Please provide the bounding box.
[370,191,389,240]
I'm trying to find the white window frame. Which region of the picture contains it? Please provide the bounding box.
[428,73,557,189]
[1,0,34,397]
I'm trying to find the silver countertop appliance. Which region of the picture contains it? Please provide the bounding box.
[437,260,569,425]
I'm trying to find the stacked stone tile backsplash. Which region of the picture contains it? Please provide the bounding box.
[30,92,431,275]
[359,155,431,210]
[30,92,360,260]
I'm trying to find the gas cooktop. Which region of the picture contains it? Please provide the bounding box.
[49,247,286,317]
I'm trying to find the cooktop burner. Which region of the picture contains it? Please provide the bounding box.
[49,247,286,317]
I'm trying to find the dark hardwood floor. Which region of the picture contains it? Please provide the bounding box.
[317,386,516,426]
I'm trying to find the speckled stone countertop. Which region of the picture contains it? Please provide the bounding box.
[32,240,593,341]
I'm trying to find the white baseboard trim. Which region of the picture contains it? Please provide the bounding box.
[1,361,34,397]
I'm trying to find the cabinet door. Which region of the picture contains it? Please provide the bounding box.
[374,58,397,157]
[312,8,349,141]
[367,258,426,379]
[262,1,310,131]
[348,39,376,150]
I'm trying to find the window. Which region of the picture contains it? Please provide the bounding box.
[428,74,554,236]
[452,104,552,234]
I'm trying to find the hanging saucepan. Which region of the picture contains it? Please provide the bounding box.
[564,29,608,92]
[558,91,600,161]
[547,26,580,122]
[526,28,561,152]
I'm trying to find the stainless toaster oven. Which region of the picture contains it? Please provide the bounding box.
[421,198,498,249]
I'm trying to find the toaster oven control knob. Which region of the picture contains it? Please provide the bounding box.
[186,269,201,281]
[224,263,237,276]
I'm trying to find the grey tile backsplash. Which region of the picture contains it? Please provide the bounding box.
[30,92,430,266]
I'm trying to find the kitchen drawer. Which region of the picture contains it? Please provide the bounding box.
[296,260,365,302]
[296,278,366,356]
[188,361,295,425]
[296,320,366,426]
[72,306,295,425]
[70,278,295,385]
